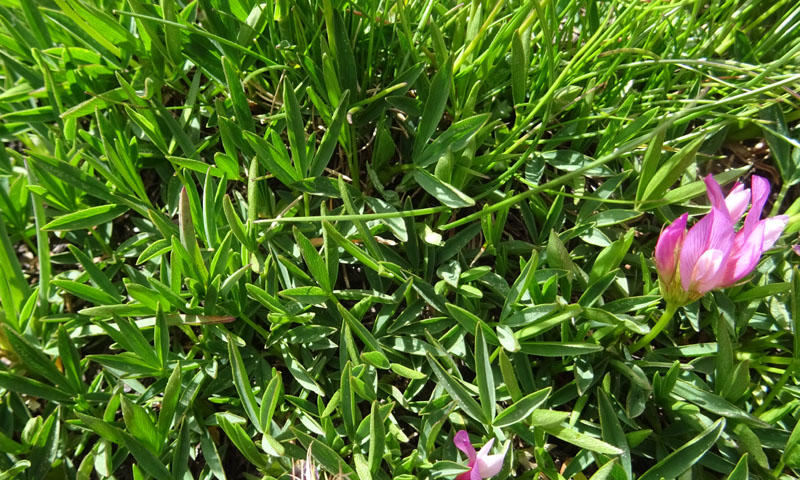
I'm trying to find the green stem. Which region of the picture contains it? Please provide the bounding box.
[630,303,678,353]
[770,181,790,217]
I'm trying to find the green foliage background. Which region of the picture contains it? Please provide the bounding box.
[1,0,800,479]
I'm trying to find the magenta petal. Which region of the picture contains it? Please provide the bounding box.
[654,213,688,282]
[689,249,727,293]
[704,175,727,214]
[679,208,732,291]
[725,184,750,222]
[743,176,770,235]
[470,468,482,480]
[723,222,766,285]
[680,213,713,291]
[454,431,477,464]
[761,215,788,251]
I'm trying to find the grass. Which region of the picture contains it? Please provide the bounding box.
[1,0,800,479]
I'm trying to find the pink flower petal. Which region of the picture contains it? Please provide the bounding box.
[480,450,506,477]
[470,468,482,480]
[654,213,688,283]
[454,431,476,464]
[725,183,750,222]
[689,248,727,293]
[722,222,766,285]
[743,175,770,236]
[679,208,734,292]
[476,439,495,460]
[704,175,727,213]
[761,215,788,251]
[475,439,505,478]
[477,454,505,478]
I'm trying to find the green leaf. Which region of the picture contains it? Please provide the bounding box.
[338,304,389,368]
[638,419,725,480]
[368,401,385,473]
[294,228,331,292]
[259,373,282,431]
[725,454,749,480]
[3,326,72,393]
[340,361,356,439]
[216,414,268,469]
[475,324,496,422]
[227,335,262,432]
[598,389,632,479]
[310,439,355,476]
[541,422,624,455]
[493,387,552,427]
[519,342,603,356]
[157,363,182,438]
[311,90,350,177]
[390,363,427,380]
[641,136,705,202]
[283,79,309,176]
[426,353,487,424]
[222,56,255,132]
[223,194,256,251]
[760,104,796,183]
[56,326,85,394]
[0,372,71,402]
[414,61,451,155]
[52,279,119,306]
[120,395,161,454]
[413,168,475,208]
[672,380,766,426]
[42,204,128,231]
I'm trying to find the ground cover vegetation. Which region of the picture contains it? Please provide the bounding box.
[1,0,800,478]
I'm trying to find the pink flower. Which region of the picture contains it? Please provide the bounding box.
[655,175,788,305]
[453,431,505,480]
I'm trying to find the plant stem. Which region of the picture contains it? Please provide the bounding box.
[770,181,790,217]
[631,303,678,353]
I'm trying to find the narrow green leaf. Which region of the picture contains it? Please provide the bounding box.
[216,414,268,469]
[414,62,451,155]
[310,439,355,476]
[227,334,262,432]
[542,422,624,455]
[426,353,486,423]
[4,326,72,393]
[223,194,256,251]
[259,373,282,430]
[311,91,350,177]
[283,79,309,176]
[120,396,160,454]
[725,454,749,480]
[413,168,475,208]
[294,228,331,292]
[0,372,71,403]
[475,324,496,422]
[368,401,385,473]
[157,363,181,438]
[493,387,552,427]
[341,362,356,439]
[222,56,255,132]
[639,419,725,480]
[56,326,85,394]
[598,389,632,479]
[42,204,129,230]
